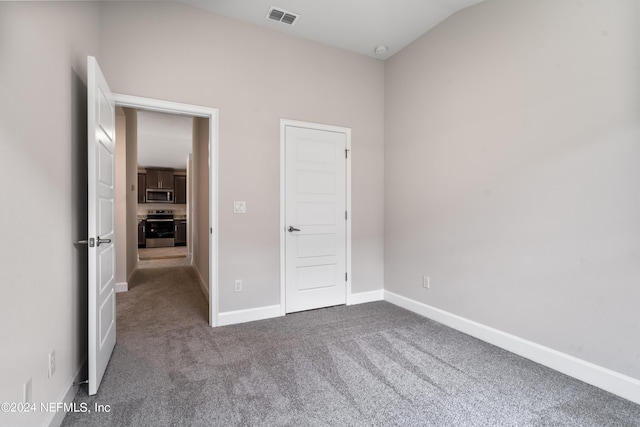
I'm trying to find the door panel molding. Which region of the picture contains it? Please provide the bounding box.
[280,119,352,315]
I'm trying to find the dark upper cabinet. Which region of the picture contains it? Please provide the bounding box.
[174,175,187,204]
[146,168,174,189]
[138,173,146,203]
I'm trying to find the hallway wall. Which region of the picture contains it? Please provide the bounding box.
[124,108,139,283]
[192,117,210,297]
[115,108,127,287]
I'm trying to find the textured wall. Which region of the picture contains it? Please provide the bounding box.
[124,108,139,283]
[192,117,210,296]
[0,3,101,425]
[384,0,640,379]
[115,109,127,286]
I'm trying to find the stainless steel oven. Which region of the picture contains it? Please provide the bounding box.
[145,210,174,248]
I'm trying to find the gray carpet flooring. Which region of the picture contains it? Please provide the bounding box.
[138,246,188,260]
[63,266,640,426]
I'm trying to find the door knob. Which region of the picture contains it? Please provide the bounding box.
[77,238,95,247]
[287,226,301,232]
[96,237,112,246]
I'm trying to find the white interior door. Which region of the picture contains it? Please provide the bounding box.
[284,124,348,313]
[87,56,116,395]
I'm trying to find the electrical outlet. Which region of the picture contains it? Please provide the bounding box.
[234,279,242,292]
[423,275,430,289]
[48,350,56,378]
[23,379,32,404]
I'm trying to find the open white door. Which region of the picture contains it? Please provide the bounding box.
[283,123,349,313]
[87,56,116,395]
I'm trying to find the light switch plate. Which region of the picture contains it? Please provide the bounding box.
[233,201,246,214]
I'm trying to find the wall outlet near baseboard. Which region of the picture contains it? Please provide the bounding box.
[423,275,430,289]
[234,279,242,292]
[23,379,32,403]
[48,350,56,378]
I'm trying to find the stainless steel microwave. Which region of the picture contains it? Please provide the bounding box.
[146,189,174,203]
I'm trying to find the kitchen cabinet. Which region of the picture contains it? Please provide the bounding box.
[174,175,187,204]
[146,168,174,189]
[174,219,187,246]
[138,173,146,203]
[138,220,146,247]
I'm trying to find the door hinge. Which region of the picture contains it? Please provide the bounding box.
[345,149,349,158]
[345,211,348,220]
[210,228,213,234]
[345,272,348,281]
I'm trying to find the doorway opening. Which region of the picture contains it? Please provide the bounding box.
[113,94,219,327]
[134,109,192,268]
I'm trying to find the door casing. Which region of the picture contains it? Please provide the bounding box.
[114,93,219,326]
[280,119,352,315]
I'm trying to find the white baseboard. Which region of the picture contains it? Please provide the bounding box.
[127,267,138,286]
[218,305,282,326]
[192,264,209,299]
[384,291,640,405]
[215,289,383,327]
[115,282,128,293]
[215,290,383,327]
[45,357,87,427]
[349,289,384,305]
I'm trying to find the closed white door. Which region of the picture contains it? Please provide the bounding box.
[87,56,116,395]
[284,124,348,313]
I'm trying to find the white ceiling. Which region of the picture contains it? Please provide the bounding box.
[178,0,486,60]
[137,110,193,170]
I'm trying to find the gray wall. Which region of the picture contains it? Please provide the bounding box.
[98,1,386,313]
[2,1,637,420]
[192,117,210,294]
[0,2,101,425]
[124,108,139,283]
[384,0,640,379]
[115,108,127,287]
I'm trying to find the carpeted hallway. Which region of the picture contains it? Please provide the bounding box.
[62,266,640,426]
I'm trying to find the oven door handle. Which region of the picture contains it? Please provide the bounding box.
[146,219,174,222]
[155,231,174,238]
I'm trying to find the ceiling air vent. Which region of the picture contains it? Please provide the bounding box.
[266,6,299,26]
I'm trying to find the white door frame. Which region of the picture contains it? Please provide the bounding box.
[114,93,219,327]
[280,119,352,315]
